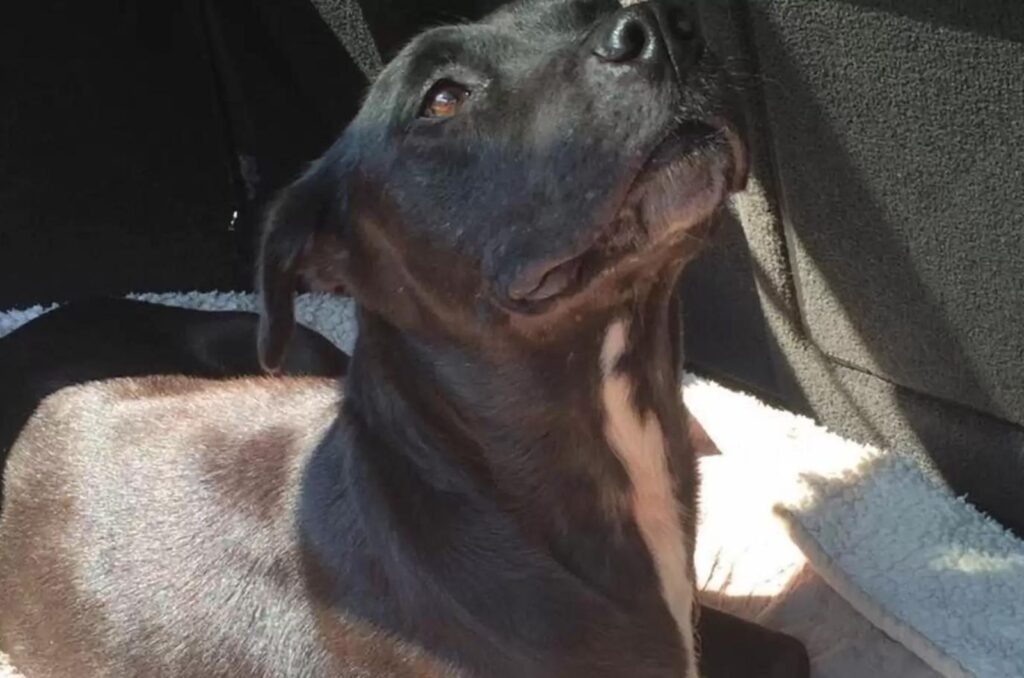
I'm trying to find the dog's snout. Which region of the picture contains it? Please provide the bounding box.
[592,1,701,74]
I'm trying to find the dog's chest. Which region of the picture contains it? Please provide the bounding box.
[599,320,697,678]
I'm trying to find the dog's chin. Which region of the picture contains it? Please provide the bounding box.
[497,128,737,318]
[608,130,733,252]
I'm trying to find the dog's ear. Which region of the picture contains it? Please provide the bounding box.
[258,159,350,374]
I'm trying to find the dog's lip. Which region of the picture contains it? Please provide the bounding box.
[506,255,584,302]
[499,117,742,312]
[626,116,747,196]
[716,116,749,192]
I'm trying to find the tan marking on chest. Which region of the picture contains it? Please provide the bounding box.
[600,320,698,677]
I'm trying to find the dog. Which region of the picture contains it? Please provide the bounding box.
[0,297,347,498]
[0,1,809,675]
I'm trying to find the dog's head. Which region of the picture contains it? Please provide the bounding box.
[259,0,747,371]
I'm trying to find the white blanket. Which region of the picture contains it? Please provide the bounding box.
[687,376,1024,678]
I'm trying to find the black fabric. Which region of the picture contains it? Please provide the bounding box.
[687,0,1024,535]
[680,214,786,401]
[0,1,237,308]
[0,0,366,309]
[202,0,368,274]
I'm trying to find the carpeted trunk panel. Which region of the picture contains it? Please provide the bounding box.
[749,0,1024,428]
[687,0,1024,536]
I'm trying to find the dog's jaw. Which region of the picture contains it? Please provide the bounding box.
[600,319,699,678]
[497,124,740,319]
[619,145,730,246]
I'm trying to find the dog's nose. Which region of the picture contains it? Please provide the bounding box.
[592,1,701,73]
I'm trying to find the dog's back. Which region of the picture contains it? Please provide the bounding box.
[0,376,456,677]
[0,298,348,472]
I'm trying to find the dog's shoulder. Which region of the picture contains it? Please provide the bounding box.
[36,372,341,412]
[4,374,343,519]
[26,373,340,439]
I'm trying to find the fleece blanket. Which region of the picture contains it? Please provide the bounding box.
[686,378,1024,678]
[2,292,1022,677]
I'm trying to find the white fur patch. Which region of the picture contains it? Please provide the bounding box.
[601,320,698,677]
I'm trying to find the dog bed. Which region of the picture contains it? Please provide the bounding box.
[2,292,1021,678]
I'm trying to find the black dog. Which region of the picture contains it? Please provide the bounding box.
[0,1,808,676]
[0,297,347,488]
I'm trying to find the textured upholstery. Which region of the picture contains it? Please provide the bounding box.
[686,0,1024,535]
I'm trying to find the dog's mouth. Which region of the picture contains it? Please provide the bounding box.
[501,118,746,313]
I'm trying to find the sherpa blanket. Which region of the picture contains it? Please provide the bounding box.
[1,293,1022,678]
[687,378,1024,678]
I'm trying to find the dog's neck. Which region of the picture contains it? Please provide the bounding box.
[342,274,696,616]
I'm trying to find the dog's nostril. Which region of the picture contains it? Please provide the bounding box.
[594,13,654,63]
[620,21,648,59]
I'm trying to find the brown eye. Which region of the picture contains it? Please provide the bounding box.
[420,81,470,119]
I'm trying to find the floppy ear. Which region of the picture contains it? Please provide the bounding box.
[258,159,349,374]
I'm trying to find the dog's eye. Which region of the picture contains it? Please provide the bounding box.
[420,81,471,119]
